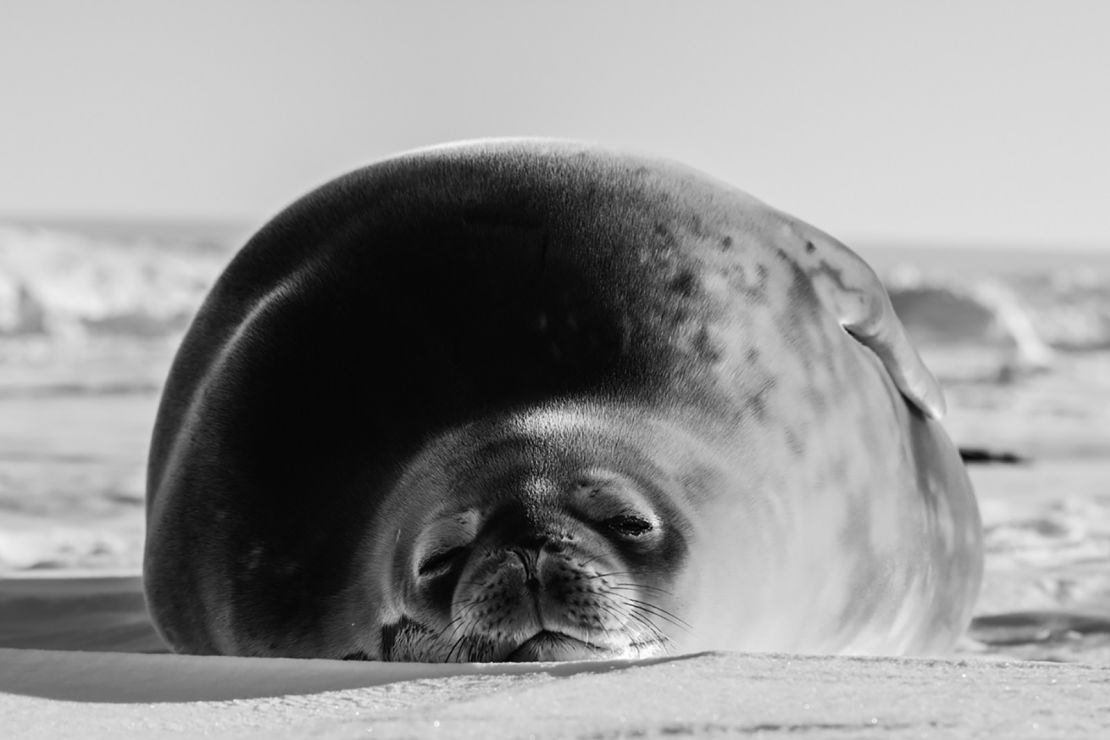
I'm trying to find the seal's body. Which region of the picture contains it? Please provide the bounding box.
[144,140,982,662]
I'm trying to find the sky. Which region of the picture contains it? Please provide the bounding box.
[2,0,1108,250]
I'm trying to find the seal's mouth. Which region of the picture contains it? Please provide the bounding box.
[503,630,663,662]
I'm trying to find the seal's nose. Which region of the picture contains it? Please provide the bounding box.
[484,498,571,554]
[508,549,542,593]
[507,535,566,580]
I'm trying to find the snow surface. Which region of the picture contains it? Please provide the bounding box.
[2,648,1108,738]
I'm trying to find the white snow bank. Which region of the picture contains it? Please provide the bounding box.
[0,645,673,703]
[1,649,1106,739]
[1,574,1109,739]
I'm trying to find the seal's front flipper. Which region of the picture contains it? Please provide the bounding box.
[840,285,946,420]
[785,224,946,420]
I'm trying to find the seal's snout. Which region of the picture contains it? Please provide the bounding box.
[381,467,687,661]
[448,541,667,661]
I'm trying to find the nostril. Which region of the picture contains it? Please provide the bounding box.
[509,547,536,571]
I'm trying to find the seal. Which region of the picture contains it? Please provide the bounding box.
[144,139,983,662]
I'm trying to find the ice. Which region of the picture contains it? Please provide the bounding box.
[0,225,226,345]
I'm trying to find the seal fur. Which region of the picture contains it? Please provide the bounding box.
[144,139,982,661]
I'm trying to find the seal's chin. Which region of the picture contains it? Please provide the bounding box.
[503,631,663,662]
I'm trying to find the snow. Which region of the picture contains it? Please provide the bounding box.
[1,648,1107,738]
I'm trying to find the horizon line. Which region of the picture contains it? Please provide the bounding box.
[1,213,1107,254]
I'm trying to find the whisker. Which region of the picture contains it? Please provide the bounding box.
[630,605,690,633]
[588,570,638,580]
[440,615,469,645]
[616,596,692,631]
[608,582,673,596]
[447,632,476,663]
[617,595,687,624]
[575,553,608,570]
[616,603,669,646]
[442,602,485,660]
[587,573,674,597]
[595,592,667,644]
[592,601,628,645]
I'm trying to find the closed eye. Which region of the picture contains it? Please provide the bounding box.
[604,515,654,538]
[417,547,467,577]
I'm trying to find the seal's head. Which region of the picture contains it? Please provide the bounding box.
[369,404,706,662]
